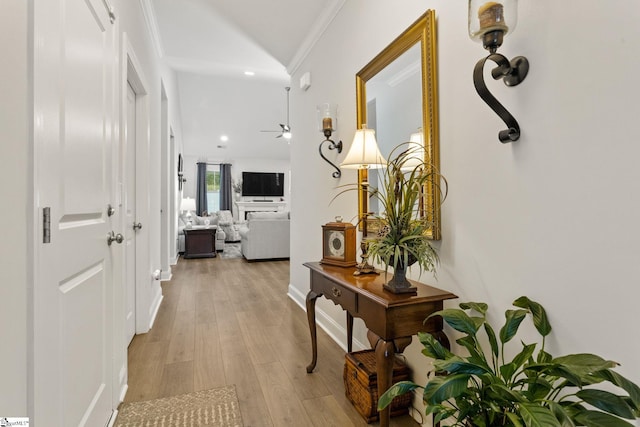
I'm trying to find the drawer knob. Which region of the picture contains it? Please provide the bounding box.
[331,287,342,298]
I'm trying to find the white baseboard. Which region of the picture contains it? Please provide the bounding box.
[287,283,367,352]
[119,384,128,404]
[107,410,118,427]
[149,291,163,330]
[160,267,172,281]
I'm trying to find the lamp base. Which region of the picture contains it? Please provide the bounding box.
[353,261,378,276]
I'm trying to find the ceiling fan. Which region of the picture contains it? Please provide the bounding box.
[260,86,292,140]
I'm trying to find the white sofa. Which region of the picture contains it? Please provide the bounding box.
[239,211,290,260]
[178,213,225,253]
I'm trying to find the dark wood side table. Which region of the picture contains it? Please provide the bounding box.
[304,262,457,427]
[183,227,217,258]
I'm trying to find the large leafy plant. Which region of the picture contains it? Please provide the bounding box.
[378,297,640,426]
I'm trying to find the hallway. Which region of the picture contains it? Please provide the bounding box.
[124,257,420,426]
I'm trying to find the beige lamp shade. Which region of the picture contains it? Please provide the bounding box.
[181,197,196,212]
[401,131,426,170]
[340,128,386,169]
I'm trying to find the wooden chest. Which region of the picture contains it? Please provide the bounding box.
[343,350,412,423]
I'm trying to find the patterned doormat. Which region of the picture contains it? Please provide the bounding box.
[115,386,243,427]
[220,242,243,259]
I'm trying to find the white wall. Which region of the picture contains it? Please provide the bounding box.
[288,0,640,423]
[0,0,29,416]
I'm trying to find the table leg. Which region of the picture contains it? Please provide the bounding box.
[374,338,395,427]
[346,312,353,353]
[305,290,321,373]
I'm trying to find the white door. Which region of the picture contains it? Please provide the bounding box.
[124,82,137,345]
[33,0,116,425]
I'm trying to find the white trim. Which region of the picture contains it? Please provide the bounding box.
[161,270,172,281]
[286,0,347,76]
[138,0,164,58]
[118,384,128,404]
[107,409,118,427]
[149,292,163,330]
[287,283,367,352]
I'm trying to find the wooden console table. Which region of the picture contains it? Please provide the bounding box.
[304,262,457,427]
[183,227,217,258]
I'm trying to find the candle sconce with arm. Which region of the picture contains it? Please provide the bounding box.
[469,0,529,143]
[318,103,343,179]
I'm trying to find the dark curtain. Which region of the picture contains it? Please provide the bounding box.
[220,163,232,210]
[196,162,208,215]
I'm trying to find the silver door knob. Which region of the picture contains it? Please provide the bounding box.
[107,231,124,245]
[133,222,143,231]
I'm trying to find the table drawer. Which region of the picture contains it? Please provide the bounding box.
[312,273,357,313]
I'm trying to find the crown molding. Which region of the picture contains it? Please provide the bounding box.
[139,0,164,58]
[286,0,347,76]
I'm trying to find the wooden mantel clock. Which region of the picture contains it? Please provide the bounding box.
[321,220,357,267]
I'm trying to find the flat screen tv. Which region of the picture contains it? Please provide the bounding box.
[241,172,285,197]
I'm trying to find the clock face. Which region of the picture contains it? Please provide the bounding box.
[327,230,345,257]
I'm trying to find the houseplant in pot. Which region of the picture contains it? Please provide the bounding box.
[378,296,640,426]
[365,142,448,294]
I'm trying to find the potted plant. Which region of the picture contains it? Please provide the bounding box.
[378,296,640,426]
[232,179,242,200]
[365,143,447,293]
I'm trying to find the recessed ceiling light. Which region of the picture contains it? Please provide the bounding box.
[244,71,255,76]
[220,135,229,142]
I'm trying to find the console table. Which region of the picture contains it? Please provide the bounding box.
[304,262,457,427]
[235,201,286,221]
[183,227,217,258]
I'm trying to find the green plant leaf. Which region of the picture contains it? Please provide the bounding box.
[486,382,527,403]
[513,296,552,337]
[576,389,636,419]
[423,374,471,405]
[596,369,640,410]
[537,349,553,364]
[548,401,576,427]
[377,381,420,410]
[434,357,492,376]
[500,362,518,382]
[500,309,528,344]
[552,354,619,377]
[505,412,525,427]
[456,335,490,368]
[518,376,552,401]
[460,301,488,314]
[512,343,537,372]
[429,309,479,336]
[418,331,452,360]
[519,402,562,427]
[484,321,499,358]
[574,410,635,427]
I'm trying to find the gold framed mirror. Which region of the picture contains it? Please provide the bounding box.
[355,9,441,240]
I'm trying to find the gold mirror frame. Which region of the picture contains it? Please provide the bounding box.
[356,9,441,240]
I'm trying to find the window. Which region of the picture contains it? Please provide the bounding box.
[206,167,220,213]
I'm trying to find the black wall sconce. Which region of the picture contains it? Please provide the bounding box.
[317,103,343,178]
[470,0,529,143]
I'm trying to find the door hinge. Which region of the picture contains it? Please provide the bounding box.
[43,207,51,244]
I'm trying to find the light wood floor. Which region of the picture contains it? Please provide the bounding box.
[125,256,421,427]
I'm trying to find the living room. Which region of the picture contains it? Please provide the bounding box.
[4,1,640,426]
